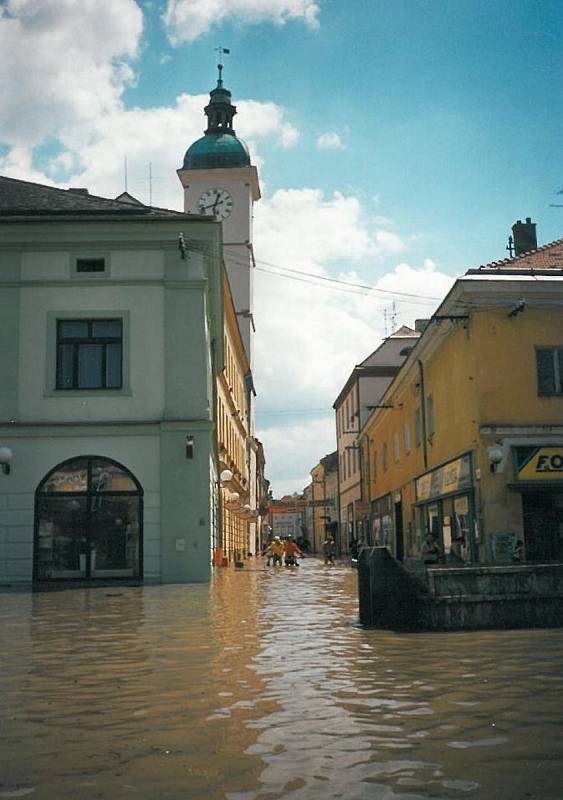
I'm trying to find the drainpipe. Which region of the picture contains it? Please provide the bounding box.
[417,359,428,470]
[212,338,222,561]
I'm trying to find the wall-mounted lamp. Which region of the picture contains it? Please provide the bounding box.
[0,446,13,475]
[487,444,504,473]
[508,299,526,318]
[185,435,194,459]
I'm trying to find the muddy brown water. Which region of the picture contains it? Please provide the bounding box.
[1,560,562,799]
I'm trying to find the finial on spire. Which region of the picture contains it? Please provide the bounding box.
[214,47,230,87]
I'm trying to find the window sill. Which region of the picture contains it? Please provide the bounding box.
[43,388,133,398]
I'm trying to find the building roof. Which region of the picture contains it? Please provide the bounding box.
[182,69,252,171]
[360,325,419,366]
[183,132,251,171]
[476,236,563,271]
[0,175,188,219]
[114,191,145,206]
[320,450,338,473]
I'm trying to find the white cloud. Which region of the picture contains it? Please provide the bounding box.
[0,0,142,148]
[164,0,320,44]
[256,416,336,497]
[373,215,395,227]
[0,90,300,209]
[0,4,454,498]
[251,188,456,495]
[316,131,344,150]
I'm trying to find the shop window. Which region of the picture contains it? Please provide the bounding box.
[56,319,122,390]
[404,421,411,454]
[536,348,563,396]
[34,456,143,582]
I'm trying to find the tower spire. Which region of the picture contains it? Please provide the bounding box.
[214,47,230,88]
[205,48,236,135]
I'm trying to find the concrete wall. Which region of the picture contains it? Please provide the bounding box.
[359,547,563,631]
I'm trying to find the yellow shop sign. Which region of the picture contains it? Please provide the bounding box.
[517,447,563,481]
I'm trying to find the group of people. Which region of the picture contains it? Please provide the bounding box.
[264,535,303,567]
[263,534,339,567]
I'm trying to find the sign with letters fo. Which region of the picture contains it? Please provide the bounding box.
[516,447,563,482]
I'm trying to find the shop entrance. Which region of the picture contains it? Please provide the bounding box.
[522,491,563,562]
[418,493,474,563]
[34,456,143,582]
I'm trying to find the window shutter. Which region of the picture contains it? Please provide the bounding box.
[415,408,422,446]
[426,395,435,437]
[536,349,555,395]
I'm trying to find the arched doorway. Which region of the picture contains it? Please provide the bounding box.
[34,456,143,582]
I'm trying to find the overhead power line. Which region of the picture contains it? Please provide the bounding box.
[221,247,443,306]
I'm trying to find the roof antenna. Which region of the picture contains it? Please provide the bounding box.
[214,46,230,86]
[124,156,128,193]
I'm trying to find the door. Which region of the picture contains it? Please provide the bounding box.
[522,491,562,561]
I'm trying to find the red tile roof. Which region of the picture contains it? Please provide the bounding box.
[477,237,563,270]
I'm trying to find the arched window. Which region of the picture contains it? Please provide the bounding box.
[34,456,143,581]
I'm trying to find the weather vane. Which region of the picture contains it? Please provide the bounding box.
[214,46,230,85]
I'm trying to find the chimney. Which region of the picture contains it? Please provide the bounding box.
[512,217,537,256]
[67,187,89,195]
[414,319,430,333]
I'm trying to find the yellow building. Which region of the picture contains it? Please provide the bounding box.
[359,240,563,566]
[310,452,338,554]
[333,327,421,552]
[216,273,255,565]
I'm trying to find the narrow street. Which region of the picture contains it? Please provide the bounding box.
[1,559,563,800]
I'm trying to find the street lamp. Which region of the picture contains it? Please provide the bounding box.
[0,447,13,475]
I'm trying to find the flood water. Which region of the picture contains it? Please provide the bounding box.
[1,560,563,800]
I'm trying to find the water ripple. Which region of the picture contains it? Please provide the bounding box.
[1,562,562,799]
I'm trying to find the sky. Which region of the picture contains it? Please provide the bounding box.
[1,0,562,496]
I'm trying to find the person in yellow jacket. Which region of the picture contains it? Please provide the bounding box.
[267,536,284,566]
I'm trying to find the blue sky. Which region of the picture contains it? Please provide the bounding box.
[128,0,563,272]
[1,0,562,493]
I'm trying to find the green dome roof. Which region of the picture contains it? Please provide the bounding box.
[183,133,250,170]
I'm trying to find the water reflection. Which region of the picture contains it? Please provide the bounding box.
[1,562,562,799]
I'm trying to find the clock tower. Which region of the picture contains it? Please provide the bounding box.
[177,63,260,362]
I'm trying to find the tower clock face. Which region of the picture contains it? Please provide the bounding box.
[197,188,233,220]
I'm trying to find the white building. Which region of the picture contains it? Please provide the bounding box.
[0,178,223,585]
